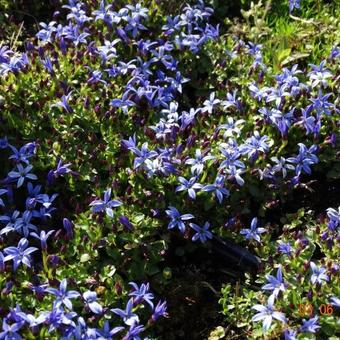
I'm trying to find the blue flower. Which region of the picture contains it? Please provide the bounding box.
[297,106,316,135]
[36,21,56,43]
[240,131,270,161]
[27,182,42,199]
[180,108,200,129]
[151,46,175,69]
[330,296,340,308]
[144,157,175,178]
[48,159,73,184]
[276,64,302,84]
[83,291,103,315]
[221,91,242,111]
[165,206,194,233]
[219,146,245,170]
[240,217,267,243]
[0,189,7,207]
[299,316,320,333]
[93,1,114,25]
[54,159,72,177]
[284,329,297,340]
[289,0,301,13]
[14,211,38,237]
[31,230,55,251]
[252,295,286,332]
[176,176,203,200]
[63,1,92,25]
[0,54,28,76]
[9,143,36,163]
[42,306,77,333]
[249,83,268,101]
[89,188,122,218]
[46,279,80,310]
[117,60,137,75]
[50,91,73,113]
[326,207,340,227]
[119,215,134,231]
[98,321,124,338]
[4,238,38,271]
[225,165,245,186]
[247,42,262,56]
[130,142,158,169]
[152,300,168,322]
[185,149,215,175]
[0,251,4,271]
[125,323,145,340]
[262,265,286,298]
[270,156,295,178]
[189,222,213,243]
[0,46,12,63]
[16,312,46,329]
[270,108,294,137]
[0,318,24,340]
[277,241,293,257]
[330,45,340,59]
[308,60,332,88]
[126,3,149,20]
[203,92,220,114]
[125,16,148,38]
[122,134,137,150]
[29,283,48,299]
[0,136,9,149]
[41,57,54,75]
[111,298,139,326]
[8,164,37,188]
[65,25,90,46]
[202,174,230,204]
[7,304,24,324]
[309,91,334,116]
[97,39,120,62]
[63,218,74,239]
[217,117,244,138]
[310,262,329,285]
[162,15,181,35]
[87,69,107,85]
[129,282,154,308]
[266,84,291,108]
[287,143,318,175]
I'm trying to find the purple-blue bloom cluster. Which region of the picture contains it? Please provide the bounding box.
[3,238,38,271]
[0,140,58,240]
[166,206,194,233]
[0,46,29,76]
[166,206,213,243]
[240,217,267,243]
[89,188,122,218]
[262,265,286,298]
[0,0,338,338]
[289,0,301,13]
[0,138,167,338]
[0,279,167,339]
[252,294,286,332]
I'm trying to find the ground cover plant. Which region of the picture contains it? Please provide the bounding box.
[0,0,339,339]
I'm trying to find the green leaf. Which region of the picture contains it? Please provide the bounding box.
[80,254,91,262]
[281,52,310,65]
[208,326,225,340]
[133,213,145,224]
[277,48,291,63]
[251,328,264,338]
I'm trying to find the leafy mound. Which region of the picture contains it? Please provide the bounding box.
[0,0,339,339]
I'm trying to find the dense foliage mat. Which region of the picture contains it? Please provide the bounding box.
[0,0,339,339]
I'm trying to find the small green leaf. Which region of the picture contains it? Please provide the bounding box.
[80,254,90,262]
